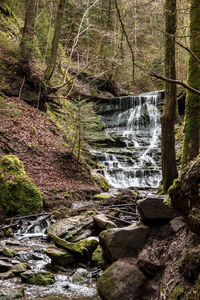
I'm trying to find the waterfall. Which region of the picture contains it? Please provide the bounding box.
[92,91,163,189]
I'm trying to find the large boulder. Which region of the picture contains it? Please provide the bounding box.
[97,259,146,300]
[99,224,149,262]
[0,155,43,216]
[91,170,109,192]
[137,194,173,226]
[169,155,200,234]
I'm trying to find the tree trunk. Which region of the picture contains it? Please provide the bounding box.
[161,0,178,192]
[181,0,200,167]
[45,0,65,81]
[20,0,38,65]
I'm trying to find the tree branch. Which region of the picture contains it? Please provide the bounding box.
[150,71,200,96]
[176,41,200,64]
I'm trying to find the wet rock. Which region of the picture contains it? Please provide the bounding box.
[72,267,90,284]
[0,155,43,216]
[11,262,27,275]
[97,259,146,300]
[45,247,75,267]
[0,248,16,257]
[78,237,99,254]
[48,233,89,261]
[91,170,109,192]
[20,270,55,285]
[92,245,105,267]
[88,135,126,148]
[48,233,98,262]
[0,247,16,257]
[71,229,94,242]
[137,195,173,225]
[0,287,25,299]
[99,224,149,262]
[0,270,14,279]
[48,211,95,240]
[0,259,12,272]
[94,214,117,230]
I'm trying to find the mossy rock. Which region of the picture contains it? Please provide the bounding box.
[0,155,43,216]
[92,245,105,267]
[91,171,109,192]
[45,247,75,267]
[93,193,111,201]
[48,232,90,262]
[20,270,55,285]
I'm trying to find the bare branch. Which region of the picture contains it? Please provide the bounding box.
[176,41,200,64]
[150,71,200,96]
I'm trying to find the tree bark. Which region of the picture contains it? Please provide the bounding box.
[20,0,38,65]
[45,0,65,81]
[181,0,200,167]
[161,0,178,192]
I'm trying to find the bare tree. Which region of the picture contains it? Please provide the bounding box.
[161,0,178,192]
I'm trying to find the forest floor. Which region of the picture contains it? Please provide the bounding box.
[0,96,100,219]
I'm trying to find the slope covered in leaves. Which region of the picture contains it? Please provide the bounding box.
[0,96,99,217]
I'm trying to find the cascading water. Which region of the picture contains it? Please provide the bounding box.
[92,91,163,189]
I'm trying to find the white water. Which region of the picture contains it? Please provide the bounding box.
[93,91,162,188]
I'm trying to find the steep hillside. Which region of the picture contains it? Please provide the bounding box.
[0,95,100,218]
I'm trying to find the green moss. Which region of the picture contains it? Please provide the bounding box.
[0,247,15,257]
[168,178,181,194]
[93,193,111,201]
[20,271,55,285]
[48,232,90,261]
[92,245,105,267]
[91,171,109,192]
[169,286,185,300]
[0,155,43,216]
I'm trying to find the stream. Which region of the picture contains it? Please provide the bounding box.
[0,91,163,299]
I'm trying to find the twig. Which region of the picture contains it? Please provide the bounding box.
[5,212,52,222]
[110,207,139,217]
[105,214,133,225]
[18,76,25,99]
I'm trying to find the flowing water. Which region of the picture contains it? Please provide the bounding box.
[0,91,163,299]
[92,91,163,189]
[0,217,98,300]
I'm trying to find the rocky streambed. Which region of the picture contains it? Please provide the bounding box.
[0,189,187,300]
